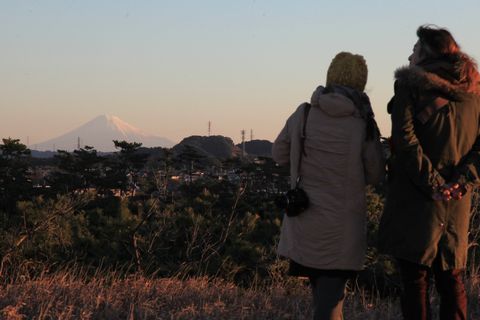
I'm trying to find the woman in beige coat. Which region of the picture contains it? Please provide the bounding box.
[272,52,385,320]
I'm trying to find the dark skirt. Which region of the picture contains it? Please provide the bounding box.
[288,259,356,279]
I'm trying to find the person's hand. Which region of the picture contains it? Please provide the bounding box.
[450,183,467,200]
[432,184,452,201]
[433,183,467,201]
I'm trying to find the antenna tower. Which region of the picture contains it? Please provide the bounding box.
[241,129,246,157]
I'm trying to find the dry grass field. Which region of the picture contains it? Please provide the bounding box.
[0,273,387,319]
[0,269,478,320]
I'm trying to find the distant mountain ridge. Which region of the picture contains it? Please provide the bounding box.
[172,136,273,162]
[29,116,273,158]
[236,140,273,157]
[30,135,274,159]
[33,115,174,152]
[173,135,242,160]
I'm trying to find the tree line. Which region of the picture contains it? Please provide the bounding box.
[3,136,479,296]
[0,137,293,288]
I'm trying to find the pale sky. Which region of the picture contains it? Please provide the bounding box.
[2,0,480,145]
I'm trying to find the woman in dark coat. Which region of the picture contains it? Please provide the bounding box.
[379,25,480,320]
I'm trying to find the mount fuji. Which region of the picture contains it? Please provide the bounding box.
[34,115,174,152]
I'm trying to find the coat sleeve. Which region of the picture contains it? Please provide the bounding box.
[362,129,386,185]
[390,83,446,196]
[454,129,480,189]
[272,120,291,166]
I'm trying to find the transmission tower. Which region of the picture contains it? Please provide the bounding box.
[241,129,246,157]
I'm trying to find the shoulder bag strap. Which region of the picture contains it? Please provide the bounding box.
[296,103,311,187]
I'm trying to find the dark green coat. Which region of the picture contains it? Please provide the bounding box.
[379,60,480,270]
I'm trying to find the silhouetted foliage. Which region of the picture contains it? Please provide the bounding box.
[0,138,32,212]
[48,146,104,194]
[175,145,206,184]
[106,140,149,193]
[2,136,480,299]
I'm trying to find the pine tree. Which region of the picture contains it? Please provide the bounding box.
[108,140,149,195]
[0,138,32,211]
[48,146,104,194]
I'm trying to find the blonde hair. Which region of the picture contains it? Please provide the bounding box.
[326,52,368,92]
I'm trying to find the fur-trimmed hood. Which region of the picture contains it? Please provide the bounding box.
[394,58,480,98]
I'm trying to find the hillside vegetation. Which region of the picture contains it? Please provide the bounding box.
[2,137,480,319]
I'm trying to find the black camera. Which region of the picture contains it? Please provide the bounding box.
[275,187,309,217]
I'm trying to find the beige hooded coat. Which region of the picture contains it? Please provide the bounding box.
[273,87,385,270]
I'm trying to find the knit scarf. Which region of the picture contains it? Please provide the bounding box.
[322,84,379,141]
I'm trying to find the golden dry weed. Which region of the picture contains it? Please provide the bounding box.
[0,271,478,319]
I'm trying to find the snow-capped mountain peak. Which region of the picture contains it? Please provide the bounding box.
[102,114,147,137]
[34,115,174,152]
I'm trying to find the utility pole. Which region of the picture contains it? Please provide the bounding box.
[250,129,253,141]
[208,121,211,137]
[77,137,81,150]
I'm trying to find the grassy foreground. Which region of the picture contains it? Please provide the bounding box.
[1,271,479,320]
[0,271,399,320]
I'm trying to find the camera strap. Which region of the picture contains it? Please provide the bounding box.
[296,103,311,188]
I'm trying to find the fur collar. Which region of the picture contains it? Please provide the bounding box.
[394,65,480,97]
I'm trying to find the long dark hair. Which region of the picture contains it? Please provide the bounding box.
[417,25,460,57]
[417,25,479,92]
